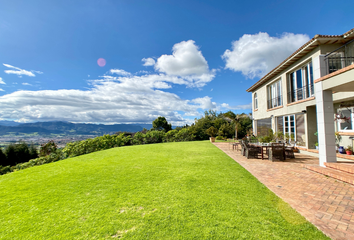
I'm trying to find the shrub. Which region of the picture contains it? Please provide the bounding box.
[164,130,178,142]
[206,126,217,138]
[132,132,145,145]
[175,128,195,142]
[40,140,58,157]
[63,134,125,158]
[144,130,164,144]
[216,136,223,140]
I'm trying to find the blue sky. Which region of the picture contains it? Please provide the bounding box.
[0,0,353,125]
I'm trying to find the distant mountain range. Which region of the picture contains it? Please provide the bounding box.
[0,121,153,136]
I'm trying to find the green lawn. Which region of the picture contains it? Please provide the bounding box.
[0,141,328,239]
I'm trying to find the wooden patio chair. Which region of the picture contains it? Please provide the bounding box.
[244,143,260,159]
[284,141,296,159]
[269,143,285,161]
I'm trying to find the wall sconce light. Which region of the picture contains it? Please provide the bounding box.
[270,115,274,118]
[302,110,307,113]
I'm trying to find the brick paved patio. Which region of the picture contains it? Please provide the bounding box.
[213,142,354,240]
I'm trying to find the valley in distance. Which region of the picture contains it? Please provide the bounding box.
[0,121,153,148]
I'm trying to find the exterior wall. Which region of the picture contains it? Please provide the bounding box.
[251,42,354,151]
[252,47,322,139]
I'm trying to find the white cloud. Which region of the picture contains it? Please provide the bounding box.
[142,58,155,66]
[221,103,252,110]
[222,32,310,78]
[3,64,43,77]
[110,69,131,76]
[0,75,219,125]
[0,77,5,84]
[155,40,210,76]
[139,40,215,88]
[22,83,32,86]
[0,88,4,92]
[191,96,217,110]
[0,40,222,124]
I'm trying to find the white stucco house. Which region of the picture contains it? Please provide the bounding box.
[247,28,354,166]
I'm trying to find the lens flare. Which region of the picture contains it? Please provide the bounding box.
[97,58,106,67]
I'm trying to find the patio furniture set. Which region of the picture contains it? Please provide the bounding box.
[234,141,295,161]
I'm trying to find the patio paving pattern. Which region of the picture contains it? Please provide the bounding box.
[213,142,354,240]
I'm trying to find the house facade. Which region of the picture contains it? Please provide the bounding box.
[247,28,354,166]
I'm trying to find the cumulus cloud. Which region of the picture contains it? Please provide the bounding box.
[3,64,43,77]
[140,40,216,88]
[191,96,217,110]
[110,69,131,76]
[155,40,209,76]
[0,77,5,84]
[222,32,310,78]
[0,40,221,124]
[221,103,252,110]
[142,58,155,66]
[0,74,218,125]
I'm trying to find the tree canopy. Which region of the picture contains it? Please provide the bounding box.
[152,116,172,132]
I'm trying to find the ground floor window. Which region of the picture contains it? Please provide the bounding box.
[284,115,295,139]
[276,114,306,145]
[256,118,272,136]
[337,108,353,131]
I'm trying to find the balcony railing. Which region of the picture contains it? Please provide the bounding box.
[267,95,282,109]
[324,39,354,74]
[288,84,314,103]
[325,56,354,74]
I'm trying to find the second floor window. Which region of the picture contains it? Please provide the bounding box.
[254,93,258,109]
[288,62,314,103]
[267,79,282,109]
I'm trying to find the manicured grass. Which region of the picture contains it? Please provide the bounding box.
[0,141,328,239]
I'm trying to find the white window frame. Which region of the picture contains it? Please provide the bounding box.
[254,93,258,110]
[283,115,296,141]
[267,79,282,109]
[337,107,354,132]
[289,62,314,103]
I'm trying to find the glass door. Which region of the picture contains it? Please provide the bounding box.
[284,115,296,141]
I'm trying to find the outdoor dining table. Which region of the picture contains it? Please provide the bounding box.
[259,145,272,160]
[250,143,272,160]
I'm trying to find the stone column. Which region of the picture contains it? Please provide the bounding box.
[315,81,336,167]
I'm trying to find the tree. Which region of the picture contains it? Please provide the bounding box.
[39,140,57,157]
[0,148,7,166]
[217,123,234,138]
[4,141,34,166]
[206,126,218,137]
[152,117,172,132]
[223,111,251,139]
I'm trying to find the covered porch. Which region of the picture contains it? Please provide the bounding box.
[315,63,354,166]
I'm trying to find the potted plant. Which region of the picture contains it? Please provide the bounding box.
[346,146,353,155]
[206,126,218,143]
[315,142,319,150]
[335,132,342,153]
[284,133,290,144]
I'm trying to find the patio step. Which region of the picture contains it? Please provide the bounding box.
[325,162,354,174]
[304,165,354,185]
